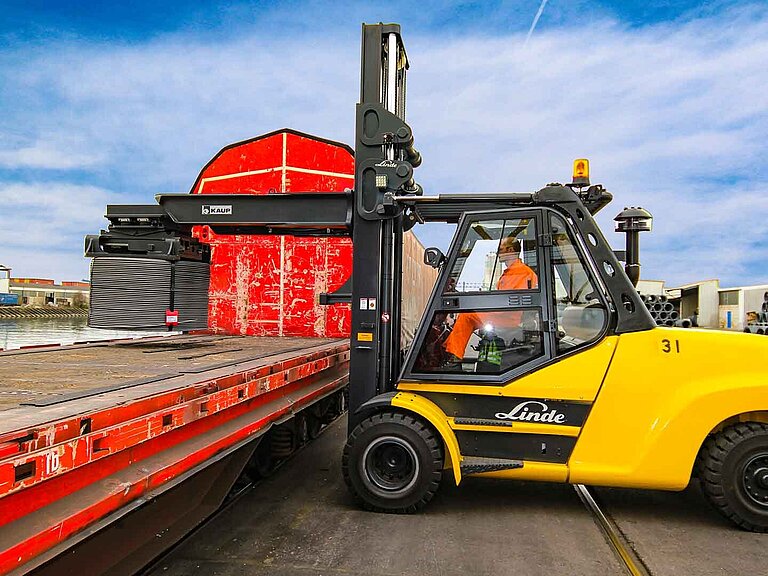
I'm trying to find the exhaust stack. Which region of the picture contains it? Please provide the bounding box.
[614,206,653,287]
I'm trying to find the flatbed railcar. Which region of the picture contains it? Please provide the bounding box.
[0,334,349,576]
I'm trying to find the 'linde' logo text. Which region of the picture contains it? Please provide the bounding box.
[202,205,232,215]
[495,400,566,424]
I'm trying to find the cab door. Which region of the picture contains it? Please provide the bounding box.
[401,208,613,469]
[406,210,553,380]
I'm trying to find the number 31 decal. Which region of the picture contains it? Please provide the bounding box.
[661,339,680,353]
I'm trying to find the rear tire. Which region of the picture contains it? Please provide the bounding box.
[342,411,443,513]
[699,422,768,532]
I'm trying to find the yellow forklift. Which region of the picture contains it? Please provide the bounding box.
[87,23,768,531]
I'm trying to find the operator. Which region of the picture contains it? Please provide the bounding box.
[443,237,538,363]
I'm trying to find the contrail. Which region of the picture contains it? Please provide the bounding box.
[524,0,550,46]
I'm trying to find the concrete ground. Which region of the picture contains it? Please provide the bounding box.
[594,485,767,576]
[150,417,766,576]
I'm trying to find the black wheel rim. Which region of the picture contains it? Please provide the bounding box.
[361,436,420,498]
[742,452,768,508]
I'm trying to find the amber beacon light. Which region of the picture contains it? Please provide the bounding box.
[571,158,590,186]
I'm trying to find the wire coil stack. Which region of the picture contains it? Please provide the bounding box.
[89,257,209,331]
[639,293,689,327]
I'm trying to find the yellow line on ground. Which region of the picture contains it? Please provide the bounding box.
[573,484,651,576]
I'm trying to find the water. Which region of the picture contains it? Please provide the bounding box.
[0,316,177,351]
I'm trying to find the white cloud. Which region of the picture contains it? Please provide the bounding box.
[0,142,103,169]
[0,248,90,283]
[0,182,119,280]
[0,6,766,287]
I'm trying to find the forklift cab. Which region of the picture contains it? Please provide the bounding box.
[405,208,609,380]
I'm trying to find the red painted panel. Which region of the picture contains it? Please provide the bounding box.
[200,170,283,195]
[191,134,284,195]
[285,132,355,173]
[191,130,354,338]
[285,171,354,193]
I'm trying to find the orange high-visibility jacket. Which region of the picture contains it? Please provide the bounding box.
[444,260,538,359]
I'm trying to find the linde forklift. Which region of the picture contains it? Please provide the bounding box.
[86,23,768,531]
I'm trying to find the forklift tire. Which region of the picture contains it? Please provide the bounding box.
[699,422,768,532]
[342,411,443,513]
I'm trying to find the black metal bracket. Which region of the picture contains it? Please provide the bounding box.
[577,184,613,215]
[355,103,422,221]
[319,275,353,305]
[84,233,208,262]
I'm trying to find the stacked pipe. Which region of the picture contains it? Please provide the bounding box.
[639,293,689,327]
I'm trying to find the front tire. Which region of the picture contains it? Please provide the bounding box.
[342,411,443,513]
[700,422,768,531]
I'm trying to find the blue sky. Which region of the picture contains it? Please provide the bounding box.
[0,1,766,288]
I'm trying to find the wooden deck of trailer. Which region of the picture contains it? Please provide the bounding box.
[0,334,340,412]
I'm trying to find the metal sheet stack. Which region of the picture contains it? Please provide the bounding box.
[173,261,210,331]
[89,257,209,331]
[639,294,687,327]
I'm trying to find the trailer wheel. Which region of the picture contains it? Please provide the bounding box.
[342,411,443,513]
[296,413,309,445]
[307,414,322,439]
[700,422,768,532]
[322,391,346,424]
[251,433,275,478]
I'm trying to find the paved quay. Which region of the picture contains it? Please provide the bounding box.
[150,418,620,576]
[150,417,765,576]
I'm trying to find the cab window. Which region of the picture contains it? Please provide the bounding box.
[413,307,545,374]
[550,214,608,353]
[445,218,538,293]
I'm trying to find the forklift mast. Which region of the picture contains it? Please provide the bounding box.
[349,24,422,428]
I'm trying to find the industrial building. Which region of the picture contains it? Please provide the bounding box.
[0,265,89,307]
[638,278,768,331]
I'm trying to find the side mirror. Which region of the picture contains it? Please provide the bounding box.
[424,247,446,269]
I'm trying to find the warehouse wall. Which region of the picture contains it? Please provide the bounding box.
[636,279,664,296]
[744,287,768,317]
[679,290,698,319]
[698,280,720,328]
[718,304,741,330]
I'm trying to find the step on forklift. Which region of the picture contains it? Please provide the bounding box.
[86,23,768,531]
